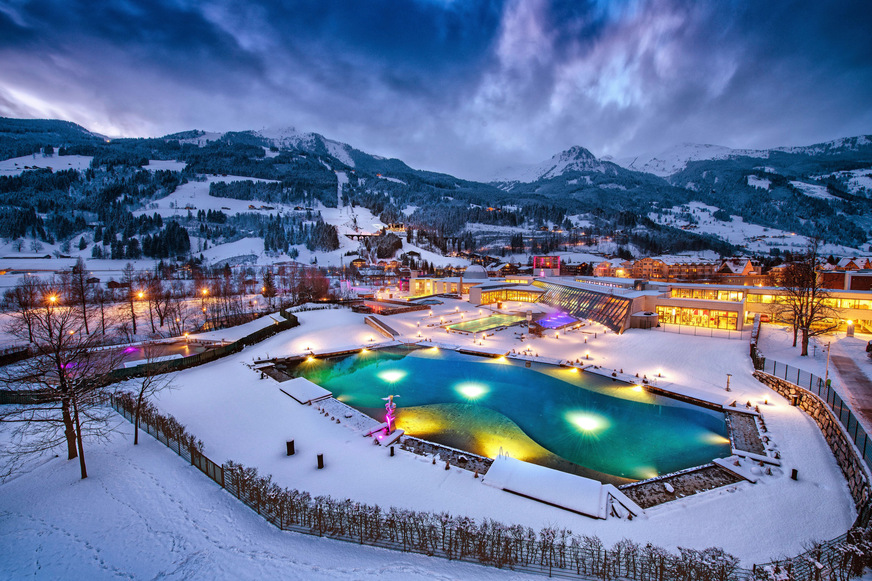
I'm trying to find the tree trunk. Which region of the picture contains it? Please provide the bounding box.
[148,301,156,333]
[792,325,798,347]
[72,395,87,479]
[61,397,78,460]
[134,392,145,446]
[800,328,810,356]
[80,297,89,335]
[129,298,137,335]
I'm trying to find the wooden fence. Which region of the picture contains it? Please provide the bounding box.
[110,396,750,581]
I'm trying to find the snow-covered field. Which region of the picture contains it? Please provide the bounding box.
[0,155,186,177]
[0,304,859,575]
[790,181,837,201]
[134,174,283,218]
[650,202,860,255]
[747,175,771,190]
[0,420,535,581]
[0,154,93,176]
[814,168,872,197]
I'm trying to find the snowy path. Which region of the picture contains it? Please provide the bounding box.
[831,355,872,434]
[335,170,347,210]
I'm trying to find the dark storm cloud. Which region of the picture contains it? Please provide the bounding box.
[0,0,870,179]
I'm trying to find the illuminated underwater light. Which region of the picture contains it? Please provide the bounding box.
[703,433,731,445]
[378,369,407,383]
[566,411,608,433]
[456,382,488,399]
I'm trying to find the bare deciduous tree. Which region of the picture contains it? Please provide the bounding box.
[117,343,175,445]
[774,238,839,356]
[69,257,92,335]
[0,280,124,479]
[3,274,41,343]
[122,262,138,335]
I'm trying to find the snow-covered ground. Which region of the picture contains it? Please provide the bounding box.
[747,175,771,190]
[757,323,872,429]
[0,305,858,574]
[144,160,188,172]
[790,181,837,201]
[0,155,186,177]
[814,168,872,197]
[0,154,93,176]
[650,202,860,255]
[0,420,534,581]
[132,304,855,565]
[615,143,737,177]
[134,174,283,218]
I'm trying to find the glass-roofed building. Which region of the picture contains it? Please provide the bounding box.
[410,271,872,334]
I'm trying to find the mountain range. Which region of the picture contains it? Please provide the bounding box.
[1,116,871,259]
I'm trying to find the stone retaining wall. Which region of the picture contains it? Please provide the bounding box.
[754,370,871,511]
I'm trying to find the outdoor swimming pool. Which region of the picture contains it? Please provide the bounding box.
[291,346,731,483]
[446,313,526,333]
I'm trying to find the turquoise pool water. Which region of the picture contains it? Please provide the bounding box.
[446,314,526,333]
[291,346,730,482]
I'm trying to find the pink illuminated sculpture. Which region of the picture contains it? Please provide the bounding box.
[382,394,399,434]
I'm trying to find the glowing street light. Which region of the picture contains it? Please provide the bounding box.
[137,291,144,300]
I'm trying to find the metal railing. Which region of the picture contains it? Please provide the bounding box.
[656,324,751,340]
[758,358,872,473]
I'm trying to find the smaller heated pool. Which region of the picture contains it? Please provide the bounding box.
[447,314,526,333]
[537,312,579,329]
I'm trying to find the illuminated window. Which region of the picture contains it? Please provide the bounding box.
[656,306,738,330]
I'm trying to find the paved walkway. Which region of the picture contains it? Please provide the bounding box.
[831,354,872,433]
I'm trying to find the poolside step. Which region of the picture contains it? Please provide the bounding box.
[374,429,404,446]
[364,422,389,436]
[712,457,759,483]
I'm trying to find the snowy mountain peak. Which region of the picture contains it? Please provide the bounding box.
[491,145,606,184]
[559,145,598,163]
[772,135,872,156]
[616,143,736,177]
[615,135,872,177]
[253,127,356,168]
[256,126,301,141]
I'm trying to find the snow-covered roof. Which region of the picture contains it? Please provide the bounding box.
[483,455,606,519]
[279,377,332,404]
[462,264,488,280]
